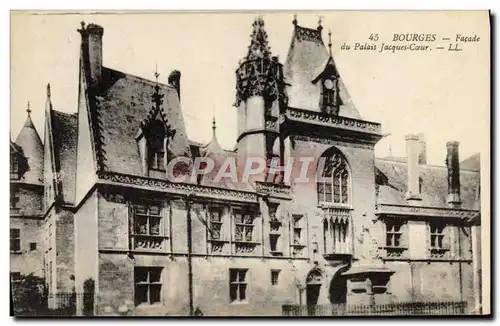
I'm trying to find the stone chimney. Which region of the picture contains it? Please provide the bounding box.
[417,133,427,165]
[446,141,461,206]
[78,22,104,87]
[168,70,181,101]
[405,134,422,203]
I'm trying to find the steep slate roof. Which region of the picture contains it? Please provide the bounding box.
[283,22,361,119]
[50,110,78,203]
[88,67,191,175]
[15,112,44,185]
[460,152,480,171]
[375,158,480,210]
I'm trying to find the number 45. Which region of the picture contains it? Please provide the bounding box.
[369,33,379,41]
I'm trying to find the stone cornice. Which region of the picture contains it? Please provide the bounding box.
[97,171,258,203]
[255,181,291,200]
[375,204,479,221]
[285,107,382,137]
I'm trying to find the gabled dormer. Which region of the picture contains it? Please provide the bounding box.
[136,73,176,178]
[312,56,342,115]
[10,141,27,181]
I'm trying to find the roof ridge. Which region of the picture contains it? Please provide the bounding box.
[104,66,177,91]
[375,157,480,173]
[52,109,78,117]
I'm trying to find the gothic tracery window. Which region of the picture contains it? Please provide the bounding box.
[317,149,350,205]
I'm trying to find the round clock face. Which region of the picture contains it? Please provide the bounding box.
[324,79,334,90]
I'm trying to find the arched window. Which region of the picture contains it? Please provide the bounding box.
[317,149,350,205]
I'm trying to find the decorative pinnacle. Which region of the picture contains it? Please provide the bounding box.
[293,14,298,25]
[318,15,323,26]
[26,101,31,116]
[46,83,51,98]
[154,63,160,83]
[328,29,332,55]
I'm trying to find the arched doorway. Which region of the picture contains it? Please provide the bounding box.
[306,269,323,315]
[329,274,347,304]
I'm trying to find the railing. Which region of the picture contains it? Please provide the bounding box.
[282,301,468,316]
[13,293,95,316]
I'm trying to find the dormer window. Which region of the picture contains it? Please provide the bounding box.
[321,76,339,115]
[148,133,165,172]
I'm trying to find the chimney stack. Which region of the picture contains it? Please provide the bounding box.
[168,70,181,101]
[78,22,104,87]
[405,134,422,203]
[446,141,461,206]
[417,133,427,165]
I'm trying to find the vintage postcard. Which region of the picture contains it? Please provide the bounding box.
[9,10,490,317]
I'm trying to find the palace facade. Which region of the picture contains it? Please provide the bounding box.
[10,17,482,316]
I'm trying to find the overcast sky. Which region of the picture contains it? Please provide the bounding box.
[10,11,489,166]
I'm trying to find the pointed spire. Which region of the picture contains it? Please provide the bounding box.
[16,100,44,185]
[293,14,298,26]
[245,16,272,61]
[328,29,332,56]
[46,83,51,98]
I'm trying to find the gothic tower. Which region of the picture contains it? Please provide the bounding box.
[234,17,287,182]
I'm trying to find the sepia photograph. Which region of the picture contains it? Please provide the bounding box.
[9,10,490,317]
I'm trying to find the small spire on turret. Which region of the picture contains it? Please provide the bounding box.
[293,14,298,26]
[317,15,324,33]
[328,29,332,56]
[46,83,51,98]
[26,101,31,117]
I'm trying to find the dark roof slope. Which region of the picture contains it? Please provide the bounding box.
[51,110,78,203]
[460,152,480,171]
[375,158,480,210]
[88,67,191,175]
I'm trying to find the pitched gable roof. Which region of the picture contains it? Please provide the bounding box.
[15,113,44,185]
[50,110,78,203]
[460,152,480,171]
[284,23,361,119]
[375,158,480,210]
[87,67,191,175]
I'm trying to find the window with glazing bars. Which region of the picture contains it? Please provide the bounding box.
[209,206,223,240]
[386,221,403,247]
[134,267,162,305]
[10,228,20,252]
[317,151,349,204]
[133,202,164,250]
[229,269,248,302]
[430,223,446,249]
[234,210,254,242]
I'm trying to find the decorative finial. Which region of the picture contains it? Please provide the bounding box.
[154,63,160,83]
[293,14,298,25]
[80,21,86,29]
[328,29,332,55]
[46,83,51,98]
[26,101,31,116]
[317,15,324,33]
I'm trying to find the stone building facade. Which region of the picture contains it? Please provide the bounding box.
[10,17,482,316]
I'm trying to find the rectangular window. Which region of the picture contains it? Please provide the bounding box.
[134,267,162,306]
[150,151,165,171]
[209,206,223,240]
[133,201,165,250]
[386,221,403,247]
[430,223,446,249]
[10,192,19,209]
[271,270,280,286]
[292,215,302,245]
[10,228,20,252]
[30,242,37,251]
[229,269,248,302]
[10,154,19,179]
[234,210,254,242]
